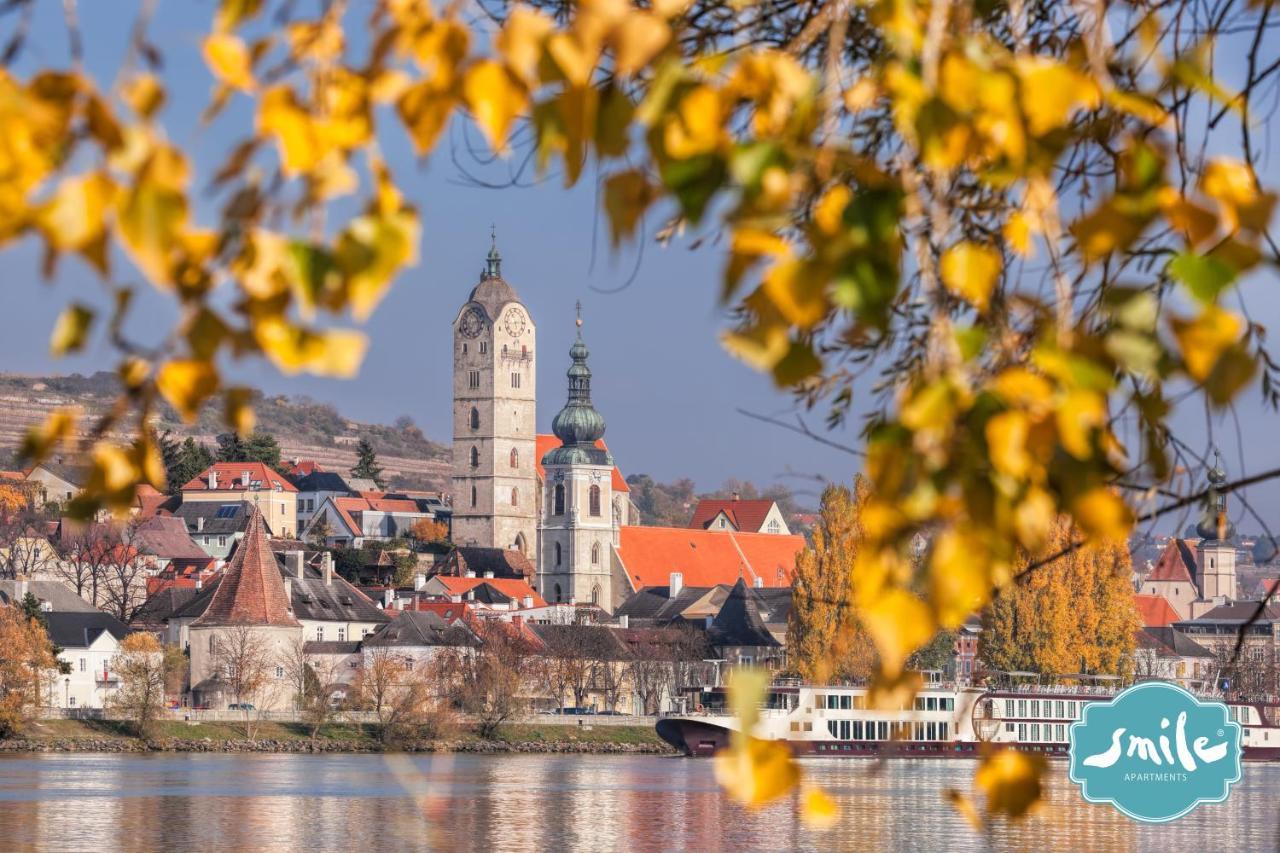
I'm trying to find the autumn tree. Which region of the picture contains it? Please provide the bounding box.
[787,478,875,682]
[0,485,28,516]
[109,633,168,738]
[306,517,334,546]
[350,438,386,489]
[212,626,276,739]
[279,639,344,743]
[0,604,57,738]
[407,518,448,544]
[981,520,1138,679]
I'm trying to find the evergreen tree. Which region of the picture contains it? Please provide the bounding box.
[787,477,875,681]
[215,432,247,462]
[167,437,214,494]
[216,431,284,472]
[350,438,385,489]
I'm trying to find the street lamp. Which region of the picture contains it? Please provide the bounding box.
[64,677,70,711]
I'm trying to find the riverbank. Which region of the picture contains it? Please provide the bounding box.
[0,719,674,754]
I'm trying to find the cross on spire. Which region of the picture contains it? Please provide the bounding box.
[483,225,502,280]
[575,300,582,328]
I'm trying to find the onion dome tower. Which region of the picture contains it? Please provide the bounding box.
[538,305,618,612]
[1196,451,1237,601]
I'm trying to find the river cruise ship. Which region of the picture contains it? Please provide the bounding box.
[655,679,1280,759]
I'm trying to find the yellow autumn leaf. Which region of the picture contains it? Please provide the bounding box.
[761,259,827,328]
[945,789,983,831]
[813,185,851,236]
[929,529,991,627]
[258,86,324,175]
[940,242,1000,311]
[843,77,878,112]
[1055,389,1105,460]
[19,409,79,463]
[1200,158,1275,232]
[224,387,256,436]
[463,60,527,154]
[985,410,1031,479]
[49,304,94,357]
[1016,59,1099,136]
[664,85,725,159]
[203,33,254,91]
[254,319,367,377]
[974,749,1046,819]
[132,435,166,490]
[1171,306,1244,382]
[37,172,114,251]
[116,163,190,286]
[396,80,455,155]
[1003,212,1032,256]
[612,11,670,77]
[1071,487,1133,542]
[496,7,554,83]
[338,207,421,321]
[860,588,935,678]
[801,787,839,829]
[121,74,165,118]
[1013,487,1055,550]
[713,737,800,807]
[157,359,220,422]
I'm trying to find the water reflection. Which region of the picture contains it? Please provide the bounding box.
[0,753,1274,851]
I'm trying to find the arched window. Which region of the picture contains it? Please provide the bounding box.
[514,532,527,554]
[511,487,519,506]
[591,543,600,565]
[470,407,480,429]
[591,584,601,605]
[554,542,562,566]
[554,583,562,603]
[470,446,480,468]
[553,483,565,515]
[510,447,519,468]
[470,485,477,507]
[589,485,601,517]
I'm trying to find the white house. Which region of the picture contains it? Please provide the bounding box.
[46,610,131,710]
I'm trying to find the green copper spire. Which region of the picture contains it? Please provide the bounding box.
[1196,449,1235,541]
[544,303,612,467]
[483,224,501,280]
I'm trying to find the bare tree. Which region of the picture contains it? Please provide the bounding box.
[279,639,345,744]
[0,514,59,581]
[442,622,532,739]
[212,626,275,739]
[108,633,168,739]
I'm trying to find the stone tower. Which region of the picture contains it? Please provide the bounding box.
[1196,454,1237,601]
[450,232,538,556]
[538,307,619,611]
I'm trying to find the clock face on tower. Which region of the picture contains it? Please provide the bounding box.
[459,308,485,339]
[503,308,527,338]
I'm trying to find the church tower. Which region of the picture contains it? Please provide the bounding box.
[451,233,538,556]
[539,308,619,611]
[1196,454,1237,601]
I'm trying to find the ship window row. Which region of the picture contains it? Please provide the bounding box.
[1011,722,1067,743]
[1004,698,1077,720]
[816,694,863,711]
[789,722,814,733]
[825,720,950,741]
[913,696,955,712]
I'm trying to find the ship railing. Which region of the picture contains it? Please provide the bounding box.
[997,684,1120,696]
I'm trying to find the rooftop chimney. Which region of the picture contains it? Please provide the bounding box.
[286,550,305,579]
[522,595,533,609]
[512,614,523,628]
[464,570,476,578]
[322,552,334,586]
[414,573,426,591]
[208,470,217,489]
[196,516,204,532]
[241,470,251,487]
[283,577,293,605]
[753,576,763,589]
[383,588,395,607]
[669,572,683,598]
[732,491,741,501]
[195,578,203,590]
[395,598,405,610]
[483,571,494,579]
[618,614,629,629]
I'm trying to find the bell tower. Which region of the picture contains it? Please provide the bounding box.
[1195,453,1237,601]
[450,230,538,557]
[538,305,619,611]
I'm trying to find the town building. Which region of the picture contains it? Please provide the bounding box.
[689,497,791,535]
[289,467,357,528]
[302,491,443,548]
[450,236,539,558]
[46,609,131,710]
[174,500,257,560]
[180,462,298,539]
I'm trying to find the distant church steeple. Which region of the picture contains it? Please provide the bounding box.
[483,224,502,280]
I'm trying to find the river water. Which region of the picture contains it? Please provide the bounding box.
[0,753,1274,851]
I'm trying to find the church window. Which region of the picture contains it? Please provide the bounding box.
[510,448,519,468]
[591,543,600,565]
[462,343,467,354]
[469,370,480,389]
[554,583,563,603]
[767,519,780,533]
[470,486,477,507]
[470,446,480,468]
[591,585,601,605]
[511,372,521,389]
[479,341,487,354]
[511,487,519,506]
[589,485,601,517]
[555,543,562,566]
[470,407,480,429]
[553,483,565,515]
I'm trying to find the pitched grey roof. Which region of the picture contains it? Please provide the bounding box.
[1140,627,1215,658]
[529,624,634,661]
[130,586,199,629]
[175,500,259,536]
[0,580,99,613]
[45,611,129,649]
[614,585,720,624]
[304,640,361,655]
[363,611,477,648]
[291,471,352,493]
[132,516,209,560]
[447,547,534,580]
[707,579,780,648]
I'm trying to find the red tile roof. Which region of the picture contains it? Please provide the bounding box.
[132,484,172,519]
[182,462,297,492]
[689,499,779,532]
[431,576,547,607]
[1133,593,1180,628]
[615,526,802,591]
[535,434,629,492]
[192,507,300,628]
[1147,539,1197,584]
[287,460,322,477]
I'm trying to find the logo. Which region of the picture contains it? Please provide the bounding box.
[1069,682,1241,822]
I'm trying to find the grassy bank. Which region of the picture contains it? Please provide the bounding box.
[7,718,669,753]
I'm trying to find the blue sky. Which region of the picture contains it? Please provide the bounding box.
[2,2,1278,529]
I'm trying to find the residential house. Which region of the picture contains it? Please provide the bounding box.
[175,500,257,560]
[289,468,355,529]
[130,516,213,574]
[46,609,131,710]
[1134,627,1215,690]
[302,492,443,548]
[1173,601,1280,657]
[437,547,535,584]
[20,460,83,508]
[0,530,60,578]
[181,462,298,539]
[361,610,479,673]
[689,497,792,535]
[421,575,547,613]
[705,578,785,669]
[528,622,638,713]
[0,578,104,613]
[1133,593,1181,629]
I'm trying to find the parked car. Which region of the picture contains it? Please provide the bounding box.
[553,707,592,715]
[227,703,256,711]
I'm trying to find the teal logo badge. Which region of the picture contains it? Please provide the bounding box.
[1069,682,1241,822]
